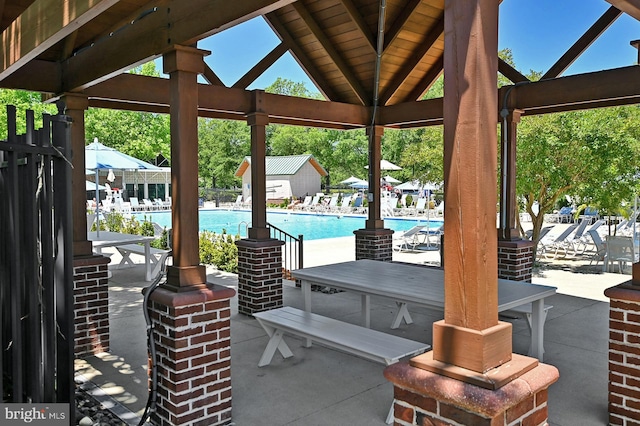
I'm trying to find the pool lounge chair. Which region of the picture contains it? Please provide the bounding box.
[392,225,426,252]
[537,223,578,260]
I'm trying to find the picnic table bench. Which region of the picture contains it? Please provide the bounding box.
[254,307,429,367]
[116,243,171,280]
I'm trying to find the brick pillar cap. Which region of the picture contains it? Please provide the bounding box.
[604,281,640,301]
[148,283,235,307]
[353,228,394,236]
[384,361,558,418]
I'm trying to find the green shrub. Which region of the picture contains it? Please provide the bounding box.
[406,194,413,207]
[199,230,239,273]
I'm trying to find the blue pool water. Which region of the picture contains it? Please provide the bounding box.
[133,209,442,241]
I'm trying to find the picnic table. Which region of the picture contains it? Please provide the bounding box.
[88,231,158,281]
[292,259,557,361]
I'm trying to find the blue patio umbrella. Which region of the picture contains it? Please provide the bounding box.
[349,179,369,189]
[86,138,160,235]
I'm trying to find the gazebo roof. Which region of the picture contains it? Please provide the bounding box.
[1,1,639,127]
[235,154,328,177]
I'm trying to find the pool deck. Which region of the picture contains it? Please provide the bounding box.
[76,226,627,425]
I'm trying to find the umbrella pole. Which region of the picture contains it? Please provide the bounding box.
[95,168,100,237]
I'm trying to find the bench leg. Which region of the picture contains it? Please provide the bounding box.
[391,302,413,329]
[361,294,370,328]
[258,328,294,367]
[117,249,135,267]
[386,401,394,424]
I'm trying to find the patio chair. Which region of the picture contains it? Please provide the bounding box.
[294,195,312,210]
[605,235,635,273]
[587,229,607,268]
[392,225,426,252]
[231,195,243,209]
[337,195,352,213]
[537,223,578,260]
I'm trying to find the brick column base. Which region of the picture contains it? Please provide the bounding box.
[73,254,110,357]
[149,284,236,426]
[498,239,535,282]
[354,228,393,261]
[236,238,284,315]
[384,361,559,425]
[605,282,640,425]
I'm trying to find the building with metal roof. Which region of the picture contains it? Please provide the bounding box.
[235,155,328,202]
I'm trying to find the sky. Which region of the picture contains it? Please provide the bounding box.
[163,1,640,93]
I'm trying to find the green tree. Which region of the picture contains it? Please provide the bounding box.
[198,118,250,188]
[265,77,322,99]
[517,107,640,242]
[0,89,57,137]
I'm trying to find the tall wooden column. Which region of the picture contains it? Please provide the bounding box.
[354,125,393,261]
[411,0,535,378]
[60,93,92,257]
[163,45,208,290]
[498,108,523,241]
[247,90,270,240]
[366,125,384,229]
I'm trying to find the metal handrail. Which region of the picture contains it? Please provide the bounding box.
[267,222,303,280]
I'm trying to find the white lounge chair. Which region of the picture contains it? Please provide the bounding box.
[606,235,634,273]
[392,225,426,252]
[537,223,578,259]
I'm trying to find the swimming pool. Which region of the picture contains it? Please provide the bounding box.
[134,209,443,241]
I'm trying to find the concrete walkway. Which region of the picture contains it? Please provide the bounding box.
[75,234,629,426]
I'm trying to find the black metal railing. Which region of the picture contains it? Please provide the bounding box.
[0,106,74,406]
[267,222,303,280]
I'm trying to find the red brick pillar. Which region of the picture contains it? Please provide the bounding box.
[236,239,284,315]
[73,255,110,357]
[385,361,559,425]
[149,284,235,426]
[354,228,393,262]
[498,239,535,282]
[605,282,640,425]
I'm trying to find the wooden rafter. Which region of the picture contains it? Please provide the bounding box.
[0,0,121,81]
[542,5,622,79]
[383,0,421,52]
[202,64,225,87]
[605,0,640,20]
[338,0,376,53]
[233,42,289,89]
[498,59,529,84]
[379,15,443,105]
[292,1,370,105]
[60,0,297,92]
[265,12,337,101]
[399,55,443,103]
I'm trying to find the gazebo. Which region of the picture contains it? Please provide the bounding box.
[2,1,640,425]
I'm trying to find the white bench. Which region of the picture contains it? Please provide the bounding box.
[501,303,554,331]
[253,307,430,367]
[116,244,171,280]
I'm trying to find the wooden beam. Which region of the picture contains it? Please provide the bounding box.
[498,59,529,84]
[339,0,376,53]
[380,16,443,105]
[0,0,121,81]
[508,65,640,112]
[202,63,226,86]
[265,12,338,101]
[61,0,297,91]
[605,0,640,20]
[378,98,443,127]
[383,0,421,52]
[82,73,370,128]
[542,6,622,79]
[0,59,60,93]
[399,55,443,103]
[233,42,288,89]
[292,2,370,105]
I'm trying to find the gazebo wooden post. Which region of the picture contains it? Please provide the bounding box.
[354,125,393,261]
[366,125,384,230]
[148,46,236,426]
[60,93,92,257]
[247,90,270,240]
[58,93,111,357]
[498,108,522,241]
[236,90,285,315]
[497,108,535,281]
[163,45,208,290]
[385,1,558,423]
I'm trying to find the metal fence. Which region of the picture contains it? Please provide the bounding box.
[0,106,74,406]
[268,222,303,279]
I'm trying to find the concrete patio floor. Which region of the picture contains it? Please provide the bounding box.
[75,235,629,426]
